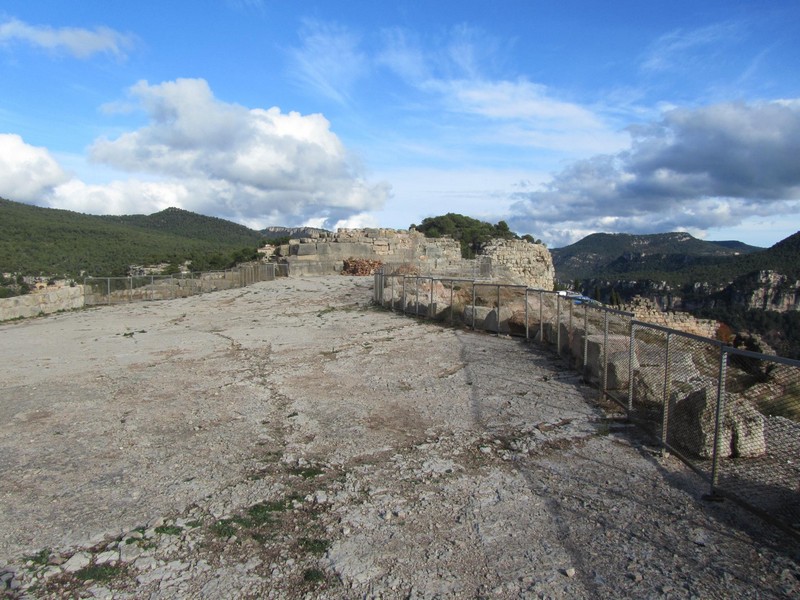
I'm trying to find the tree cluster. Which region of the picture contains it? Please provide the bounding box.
[412,213,540,259]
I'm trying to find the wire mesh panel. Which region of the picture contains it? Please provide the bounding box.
[83,278,109,306]
[629,323,669,436]
[102,277,132,305]
[470,283,499,333]
[716,349,800,535]
[660,334,723,480]
[538,292,559,348]
[602,309,634,404]
[582,305,608,387]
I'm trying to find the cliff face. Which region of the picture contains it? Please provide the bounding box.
[586,270,800,314]
[727,271,800,312]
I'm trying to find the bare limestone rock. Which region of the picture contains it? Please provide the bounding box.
[485,307,513,333]
[670,388,766,459]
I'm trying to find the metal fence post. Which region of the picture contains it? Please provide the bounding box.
[600,309,609,399]
[661,332,672,453]
[415,277,420,316]
[402,276,406,314]
[708,346,729,499]
[471,282,476,330]
[628,322,636,413]
[430,277,434,318]
[583,304,589,371]
[525,288,530,340]
[568,299,573,338]
[538,290,543,343]
[450,281,454,324]
[556,295,562,351]
[106,278,111,305]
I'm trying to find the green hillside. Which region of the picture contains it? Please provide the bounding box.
[100,207,263,246]
[552,231,765,283]
[0,198,265,277]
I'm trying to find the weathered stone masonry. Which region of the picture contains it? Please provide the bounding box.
[278,228,556,290]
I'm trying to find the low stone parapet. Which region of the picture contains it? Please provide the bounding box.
[0,286,85,321]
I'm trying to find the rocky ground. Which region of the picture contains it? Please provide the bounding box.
[0,276,798,599]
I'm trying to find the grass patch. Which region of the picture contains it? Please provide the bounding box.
[154,524,182,535]
[24,548,50,566]
[298,537,330,555]
[211,519,237,538]
[303,568,326,583]
[289,466,324,479]
[73,564,123,582]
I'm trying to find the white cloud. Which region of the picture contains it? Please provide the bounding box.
[508,100,800,247]
[375,27,628,158]
[0,134,69,202]
[641,22,740,73]
[0,78,389,230]
[286,20,367,105]
[0,17,134,59]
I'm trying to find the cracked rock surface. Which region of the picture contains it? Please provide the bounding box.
[0,276,798,598]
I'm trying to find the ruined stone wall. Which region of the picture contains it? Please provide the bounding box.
[281,228,466,276]
[0,286,84,321]
[281,228,553,287]
[621,296,719,339]
[480,239,555,289]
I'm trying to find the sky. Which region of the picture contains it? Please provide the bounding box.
[0,1,798,248]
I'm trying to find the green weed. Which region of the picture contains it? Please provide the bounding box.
[73,563,123,582]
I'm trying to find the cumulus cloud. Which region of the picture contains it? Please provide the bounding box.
[0,78,389,229]
[0,134,70,202]
[0,17,134,59]
[86,78,388,226]
[509,100,800,247]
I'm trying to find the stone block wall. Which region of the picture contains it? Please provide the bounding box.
[480,239,555,289]
[0,286,84,321]
[281,228,554,288]
[621,296,719,338]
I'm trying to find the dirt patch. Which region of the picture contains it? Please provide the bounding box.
[1,276,798,598]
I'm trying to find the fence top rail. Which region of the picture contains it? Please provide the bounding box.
[394,275,495,284]
[585,303,635,319]
[723,345,800,367]
[632,319,724,347]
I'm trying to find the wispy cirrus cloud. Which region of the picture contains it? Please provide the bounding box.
[286,20,367,105]
[641,21,741,73]
[376,26,628,157]
[0,16,135,59]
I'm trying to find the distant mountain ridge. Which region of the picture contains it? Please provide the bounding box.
[551,231,764,283]
[260,226,330,239]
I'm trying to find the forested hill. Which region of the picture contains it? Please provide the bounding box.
[551,231,765,283]
[0,198,266,277]
[99,207,264,246]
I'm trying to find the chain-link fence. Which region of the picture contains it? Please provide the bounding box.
[374,269,800,537]
[84,263,287,306]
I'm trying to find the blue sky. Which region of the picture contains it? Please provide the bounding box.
[0,1,798,247]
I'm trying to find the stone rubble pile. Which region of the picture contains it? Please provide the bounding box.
[341,258,384,276]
